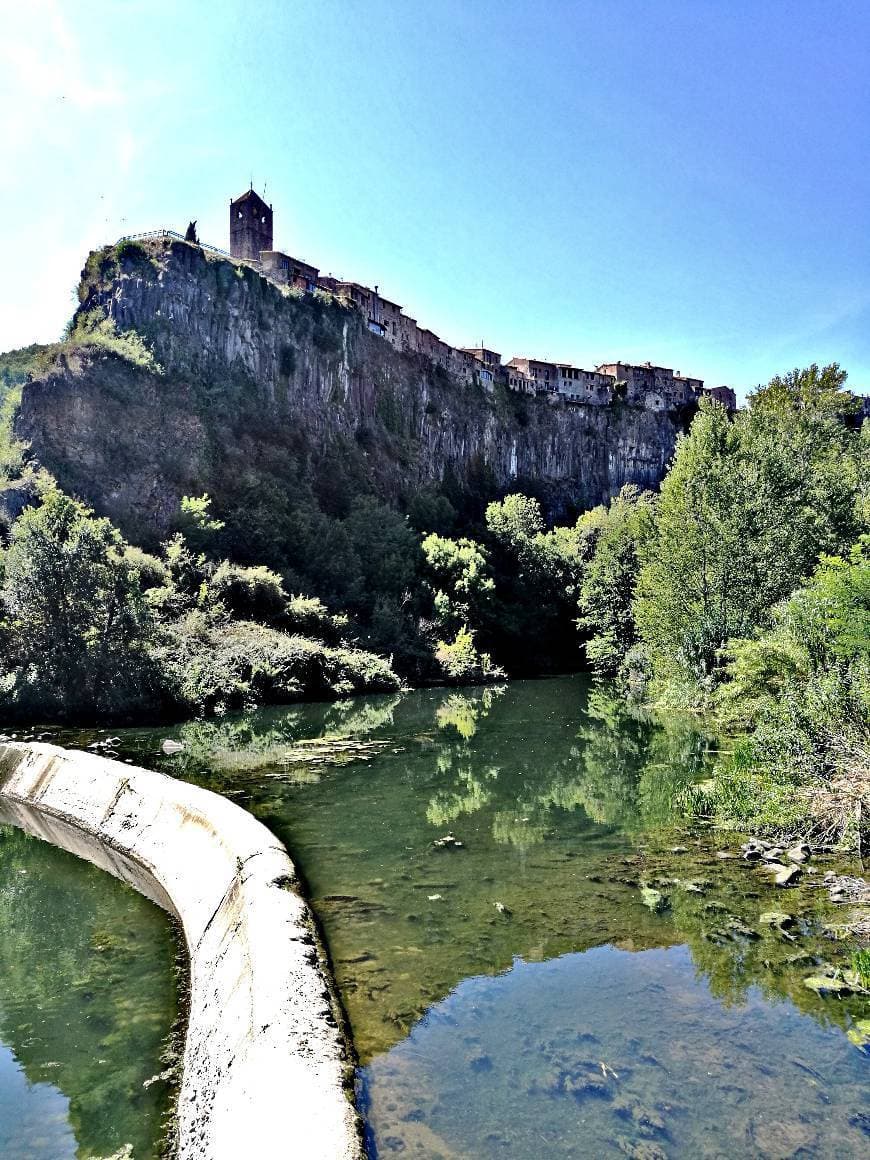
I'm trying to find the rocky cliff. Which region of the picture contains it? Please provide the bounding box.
[17,238,691,548]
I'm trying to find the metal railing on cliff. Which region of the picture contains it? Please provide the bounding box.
[117,229,235,260]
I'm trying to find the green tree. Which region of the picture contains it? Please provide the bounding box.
[576,485,656,680]
[634,380,866,700]
[749,362,859,424]
[421,532,494,635]
[484,493,545,545]
[1,489,155,715]
[175,493,225,554]
[482,493,584,671]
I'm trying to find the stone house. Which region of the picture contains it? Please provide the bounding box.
[506,357,557,393]
[702,385,737,410]
[222,185,730,412]
[260,251,319,292]
[596,362,702,409]
[555,364,615,405]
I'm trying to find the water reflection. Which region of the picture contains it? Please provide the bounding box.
[0,826,177,1160]
[361,945,870,1159]
[52,675,870,1157]
[70,677,717,1059]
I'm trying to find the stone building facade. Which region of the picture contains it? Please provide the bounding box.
[701,385,738,410]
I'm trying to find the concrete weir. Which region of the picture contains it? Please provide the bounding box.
[0,741,363,1160]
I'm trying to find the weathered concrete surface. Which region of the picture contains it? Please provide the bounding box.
[0,742,362,1160]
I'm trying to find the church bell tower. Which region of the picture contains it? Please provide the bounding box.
[229,187,273,262]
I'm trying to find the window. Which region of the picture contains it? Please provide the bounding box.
[237,210,243,219]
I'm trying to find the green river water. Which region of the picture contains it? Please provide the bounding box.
[1,675,869,1157]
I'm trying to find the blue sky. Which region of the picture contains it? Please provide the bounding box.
[2,1,868,397]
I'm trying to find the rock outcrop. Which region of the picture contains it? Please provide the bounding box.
[16,238,693,544]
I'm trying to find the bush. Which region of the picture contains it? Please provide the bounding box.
[434,627,504,686]
[67,309,163,374]
[211,561,287,623]
[122,545,169,590]
[154,616,400,716]
[0,489,159,718]
[284,594,348,643]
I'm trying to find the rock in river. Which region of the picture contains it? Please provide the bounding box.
[770,863,801,887]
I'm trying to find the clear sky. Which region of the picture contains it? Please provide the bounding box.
[2,0,868,397]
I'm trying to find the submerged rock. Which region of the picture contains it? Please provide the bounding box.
[846,1019,870,1050]
[760,847,785,862]
[750,1116,818,1158]
[823,872,870,904]
[613,1098,667,1137]
[803,972,853,996]
[726,916,761,941]
[616,1137,667,1160]
[759,911,795,930]
[640,885,670,914]
[432,833,464,850]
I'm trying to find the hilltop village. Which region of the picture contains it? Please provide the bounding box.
[228,187,738,413]
[128,187,737,414]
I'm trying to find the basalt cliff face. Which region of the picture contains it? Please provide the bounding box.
[17,239,690,547]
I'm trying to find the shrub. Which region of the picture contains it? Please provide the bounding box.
[114,240,157,274]
[122,545,169,590]
[0,489,158,718]
[211,561,287,623]
[174,494,224,553]
[154,616,400,716]
[68,309,163,374]
[435,626,504,686]
[284,594,348,643]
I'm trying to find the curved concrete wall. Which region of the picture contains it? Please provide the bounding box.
[0,742,362,1160]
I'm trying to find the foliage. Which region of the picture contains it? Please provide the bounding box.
[406,488,457,536]
[153,616,400,716]
[0,487,400,722]
[121,544,169,590]
[0,384,27,485]
[210,560,287,623]
[434,626,504,685]
[0,344,51,391]
[175,493,225,553]
[484,492,545,543]
[66,309,164,373]
[284,593,349,643]
[575,485,656,682]
[700,536,870,845]
[749,362,859,424]
[0,488,158,716]
[422,532,494,636]
[635,381,866,701]
[480,494,585,672]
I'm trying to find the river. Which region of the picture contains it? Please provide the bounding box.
[1,676,869,1157]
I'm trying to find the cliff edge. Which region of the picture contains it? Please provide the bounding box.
[16,237,691,549]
